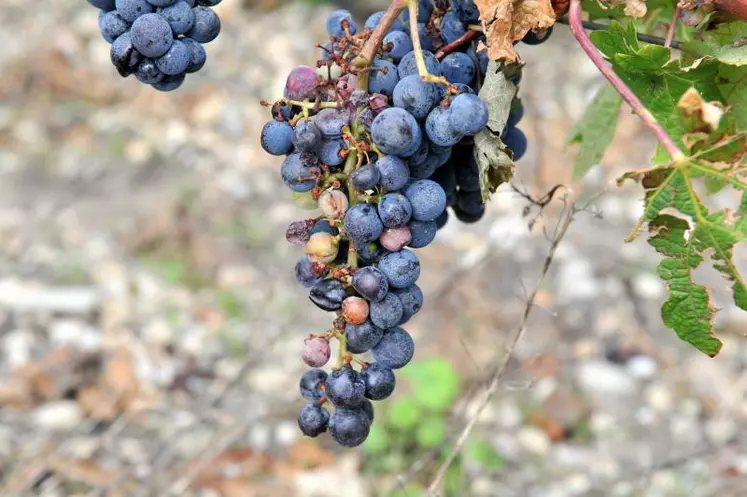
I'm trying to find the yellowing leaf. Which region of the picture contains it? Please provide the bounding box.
[474,0,556,63]
[677,87,725,131]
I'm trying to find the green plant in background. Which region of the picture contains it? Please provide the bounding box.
[363,358,504,495]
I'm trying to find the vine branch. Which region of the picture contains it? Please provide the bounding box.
[554,17,683,50]
[356,0,408,69]
[568,0,686,162]
[426,202,577,495]
[664,6,681,49]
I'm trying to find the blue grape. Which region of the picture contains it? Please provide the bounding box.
[503,127,527,160]
[359,398,375,423]
[300,368,327,401]
[152,72,185,91]
[298,403,329,437]
[147,0,177,6]
[181,37,206,73]
[352,266,389,302]
[368,59,400,97]
[436,210,449,229]
[294,255,327,288]
[260,120,294,156]
[440,52,475,85]
[378,249,421,289]
[309,278,346,311]
[310,220,339,236]
[426,106,463,147]
[440,10,467,44]
[404,179,447,221]
[449,94,489,136]
[406,135,429,167]
[99,11,129,44]
[522,26,553,45]
[344,204,384,244]
[408,151,441,179]
[378,193,413,228]
[292,119,322,152]
[355,240,389,263]
[507,102,524,128]
[135,58,165,84]
[281,152,318,192]
[365,11,405,33]
[371,108,422,157]
[362,363,396,400]
[155,39,190,75]
[130,13,173,58]
[350,164,381,191]
[430,158,457,193]
[456,190,485,217]
[314,109,347,138]
[398,50,441,79]
[477,50,489,75]
[372,327,414,369]
[329,408,370,447]
[383,31,413,62]
[376,155,409,191]
[89,0,117,10]
[158,0,195,35]
[392,75,440,119]
[317,139,345,167]
[110,32,142,77]
[345,320,384,354]
[401,0,433,24]
[186,6,220,43]
[393,284,423,323]
[407,220,437,248]
[115,0,154,22]
[326,9,357,38]
[195,0,222,5]
[325,366,365,408]
[431,143,452,166]
[369,292,404,329]
[417,23,435,52]
[453,0,480,23]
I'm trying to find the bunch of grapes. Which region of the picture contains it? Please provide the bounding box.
[88,0,221,91]
[259,2,501,448]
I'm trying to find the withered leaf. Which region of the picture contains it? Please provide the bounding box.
[474,0,556,62]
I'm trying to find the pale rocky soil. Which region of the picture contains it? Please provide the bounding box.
[0,1,746,496]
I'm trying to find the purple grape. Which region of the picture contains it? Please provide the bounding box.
[503,126,527,160]
[352,266,389,302]
[440,10,467,44]
[152,72,185,91]
[365,11,404,33]
[135,58,165,84]
[303,337,331,367]
[294,255,327,288]
[372,327,414,369]
[314,109,347,138]
[325,366,366,408]
[309,278,346,311]
[355,240,389,263]
[317,139,346,167]
[110,32,142,77]
[293,119,322,152]
[401,0,433,24]
[345,320,384,354]
[99,11,129,44]
[362,363,396,400]
[329,408,370,447]
[300,369,327,401]
[350,164,381,191]
[89,0,117,10]
[522,26,554,45]
[456,190,485,217]
[281,152,318,193]
[392,75,440,120]
[453,0,480,23]
[284,65,318,101]
[155,39,190,75]
[298,403,329,437]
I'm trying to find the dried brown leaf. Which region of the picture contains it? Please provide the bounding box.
[474,0,556,62]
[602,0,648,17]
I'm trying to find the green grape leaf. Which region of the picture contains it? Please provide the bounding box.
[364,424,390,455]
[475,60,516,202]
[415,416,447,448]
[466,439,506,470]
[568,83,623,180]
[387,397,422,430]
[620,155,747,356]
[684,21,747,67]
[401,358,462,411]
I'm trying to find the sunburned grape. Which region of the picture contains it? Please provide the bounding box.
[303,337,331,368]
[380,226,412,252]
[294,255,327,288]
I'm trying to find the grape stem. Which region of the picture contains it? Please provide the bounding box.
[568,0,686,161]
[664,6,681,49]
[435,29,479,60]
[354,0,408,91]
[335,330,348,369]
[407,0,449,85]
[280,98,339,110]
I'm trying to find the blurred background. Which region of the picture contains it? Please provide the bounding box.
[0,0,746,496]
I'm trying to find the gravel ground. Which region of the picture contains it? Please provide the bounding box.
[0,1,746,496]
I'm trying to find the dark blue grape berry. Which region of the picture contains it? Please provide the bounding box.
[350,164,381,191]
[298,403,329,437]
[325,366,365,408]
[369,292,404,329]
[329,408,370,447]
[378,249,421,289]
[345,320,384,354]
[130,13,173,58]
[186,6,221,43]
[300,369,327,401]
[309,278,346,311]
[372,327,415,369]
[362,363,396,400]
[352,266,389,302]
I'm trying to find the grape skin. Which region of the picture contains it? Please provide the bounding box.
[362,363,396,400]
[378,249,421,289]
[369,292,404,329]
[298,404,330,437]
[344,204,384,245]
[404,180,447,222]
[329,408,370,447]
[352,266,389,302]
[300,369,327,401]
[325,366,366,408]
[372,327,415,370]
[377,193,413,228]
[371,108,422,157]
[345,320,384,354]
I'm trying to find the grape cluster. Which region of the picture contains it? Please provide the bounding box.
[260,4,494,447]
[88,0,221,91]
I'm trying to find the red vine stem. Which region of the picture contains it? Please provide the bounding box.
[664,6,681,49]
[357,0,408,66]
[435,29,479,59]
[568,0,686,161]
